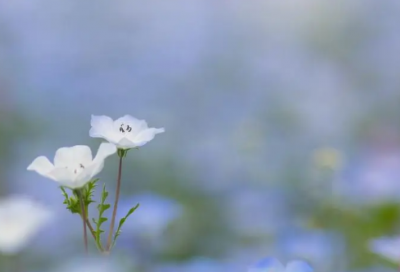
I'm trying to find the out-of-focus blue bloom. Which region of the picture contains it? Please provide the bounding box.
[225,189,289,237]
[285,261,313,272]
[248,257,313,272]
[154,257,234,272]
[369,236,400,263]
[117,192,183,239]
[336,146,400,205]
[52,257,130,272]
[277,230,342,270]
[116,192,183,268]
[249,258,284,272]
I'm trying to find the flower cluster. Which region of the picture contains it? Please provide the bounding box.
[28,115,164,189]
[27,114,164,254]
[1,113,315,272]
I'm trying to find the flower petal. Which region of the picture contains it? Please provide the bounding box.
[54,147,75,168]
[117,138,136,149]
[89,115,119,142]
[90,143,117,177]
[47,168,75,187]
[248,258,285,272]
[74,165,98,189]
[27,156,54,177]
[114,115,148,134]
[93,143,117,164]
[71,145,92,165]
[285,261,313,272]
[132,128,165,146]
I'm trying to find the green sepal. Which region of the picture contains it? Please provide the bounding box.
[60,179,99,215]
[60,186,80,214]
[117,148,130,158]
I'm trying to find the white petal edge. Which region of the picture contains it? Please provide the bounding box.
[47,168,75,187]
[89,115,115,139]
[93,143,117,163]
[114,115,145,127]
[75,159,108,189]
[71,145,93,165]
[117,138,137,149]
[132,128,165,146]
[27,156,54,177]
[90,143,117,177]
[285,261,313,272]
[54,146,75,167]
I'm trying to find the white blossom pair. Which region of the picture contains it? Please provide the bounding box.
[28,115,164,189]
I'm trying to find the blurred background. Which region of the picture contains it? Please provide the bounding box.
[0,0,400,271]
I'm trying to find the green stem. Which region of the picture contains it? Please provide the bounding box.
[80,215,104,252]
[106,154,124,252]
[76,190,88,255]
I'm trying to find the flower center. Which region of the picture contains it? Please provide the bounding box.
[66,163,85,175]
[119,123,132,133]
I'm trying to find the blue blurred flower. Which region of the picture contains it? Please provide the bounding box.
[154,257,234,272]
[117,192,183,239]
[369,236,400,263]
[248,257,313,272]
[277,229,342,270]
[52,257,131,272]
[225,189,289,237]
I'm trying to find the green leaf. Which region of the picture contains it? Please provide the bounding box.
[82,178,99,207]
[60,186,80,214]
[112,203,140,247]
[94,183,111,245]
[60,187,70,205]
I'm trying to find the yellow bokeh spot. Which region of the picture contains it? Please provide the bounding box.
[312,147,342,170]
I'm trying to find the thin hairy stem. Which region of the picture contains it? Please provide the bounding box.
[79,214,104,252]
[77,190,88,255]
[106,155,123,251]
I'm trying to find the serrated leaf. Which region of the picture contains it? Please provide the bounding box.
[112,203,140,247]
[99,204,110,211]
[60,187,70,206]
[83,178,99,207]
[94,183,110,245]
[60,186,80,214]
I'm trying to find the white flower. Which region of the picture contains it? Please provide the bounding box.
[0,195,52,255]
[369,236,400,263]
[27,143,117,189]
[248,258,313,272]
[89,115,164,150]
